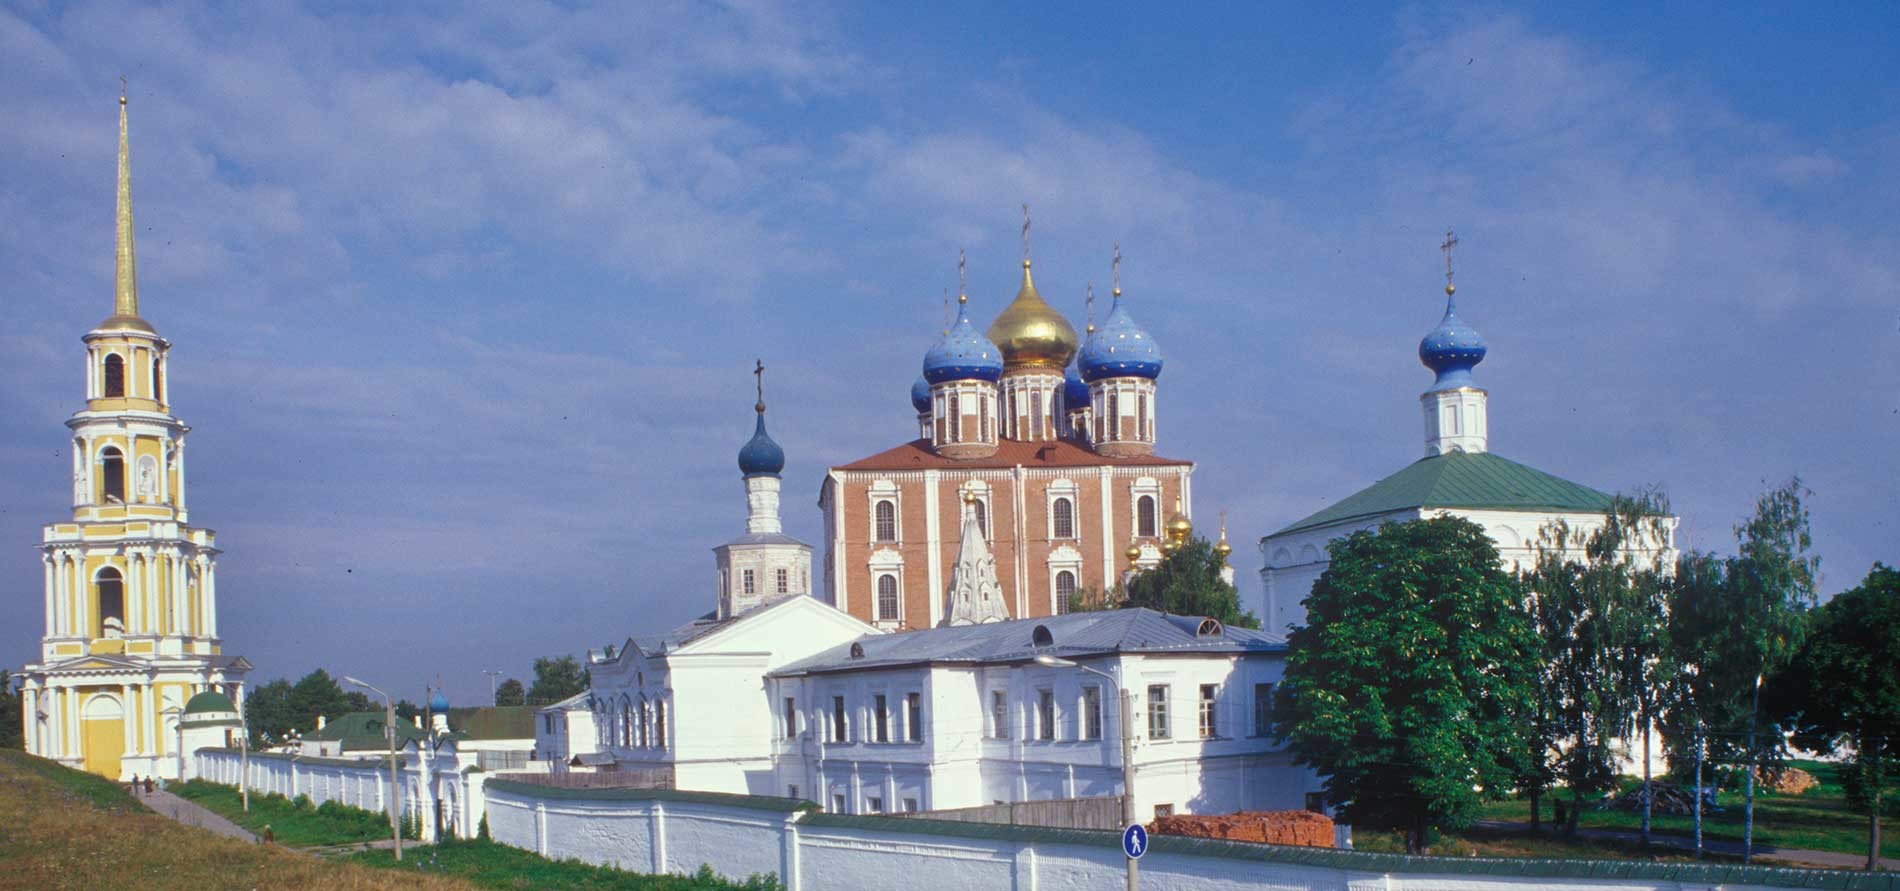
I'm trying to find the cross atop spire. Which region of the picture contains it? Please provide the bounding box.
[957,248,968,304]
[1085,282,1096,334]
[1112,242,1122,297]
[753,359,765,413]
[1021,204,1031,264]
[1440,227,1459,296]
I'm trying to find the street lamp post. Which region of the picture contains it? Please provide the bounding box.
[345,676,404,862]
[1036,654,1137,891]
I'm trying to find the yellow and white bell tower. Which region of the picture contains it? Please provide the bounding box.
[17,91,250,780]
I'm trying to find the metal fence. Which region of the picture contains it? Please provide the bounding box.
[897,796,1123,831]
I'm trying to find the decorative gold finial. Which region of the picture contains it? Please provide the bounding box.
[1441,227,1458,296]
[1125,541,1142,565]
[1215,511,1232,562]
[753,359,767,413]
[1112,242,1122,298]
[962,489,976,505]
[1085,282,1096,334]
[957,248,968,305]
[111,82,147,329]
[1021,203,1032,265]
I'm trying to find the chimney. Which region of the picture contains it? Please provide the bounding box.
[316,715,326,731]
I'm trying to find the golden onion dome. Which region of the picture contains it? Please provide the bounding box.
[1125,542,1142,563]
[1167,503,1192,541]
[986,261,1079,370]
[1213,538,1232,560]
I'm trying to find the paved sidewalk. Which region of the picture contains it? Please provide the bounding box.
[1473,820,1899,872]
[138,788,258,843]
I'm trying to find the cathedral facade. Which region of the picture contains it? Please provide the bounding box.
[17,95,249,780]
[821,251,1195,630]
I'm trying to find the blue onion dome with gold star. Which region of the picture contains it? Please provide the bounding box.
[1419,283,1487,391]
[738,401,786,477]
[923,296,1004,384]
[910,375,932,413]
[1063,365,1091,408]
[1077,288,1163,382]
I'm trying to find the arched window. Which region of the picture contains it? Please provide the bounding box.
[95,567,124,637]
[1137,495,1157,537]
[638,696,650,748]
[654,700,667,750]
[876,574,899,622]
[973,499,988,538]
[619,696,632,747]
[1052,497,1075,539]
[100,447,125,502]
[1105,391,1120,441]
[151,358,162,403]
[874,501,897,542]
[1055,570,1076,613]
[103,354,125,397]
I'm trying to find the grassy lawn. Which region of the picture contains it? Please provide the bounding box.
[171,779,405,847]
[0,748,474,891]
[1472,760,1896,861]
[1353,825,1746,862]
[348,839,784,890]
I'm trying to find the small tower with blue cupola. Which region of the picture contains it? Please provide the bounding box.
[910,376,932,441]
[923,289,1004,460]
[1418,246,1489,456]
[715,362,813,619]
[1076,251,1163,458]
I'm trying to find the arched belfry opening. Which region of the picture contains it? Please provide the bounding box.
[103,353,125,397]
[95,567,124,638]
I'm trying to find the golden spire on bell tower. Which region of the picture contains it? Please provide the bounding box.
[107,79,154,333]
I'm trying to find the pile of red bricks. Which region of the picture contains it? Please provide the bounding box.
[1149,810,1335,848]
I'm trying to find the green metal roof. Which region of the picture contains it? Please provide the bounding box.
[444,706,536,741]
[1273,451,1613,537]
[308,711,427,752]
[182,691,236,715]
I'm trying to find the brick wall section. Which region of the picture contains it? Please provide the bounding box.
[1150,810,1336,848]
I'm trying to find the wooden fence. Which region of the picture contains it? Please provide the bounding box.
[898,795,1123,830]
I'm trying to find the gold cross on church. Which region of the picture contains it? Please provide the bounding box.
[1441,228,1459,291]
[753,359,765,412]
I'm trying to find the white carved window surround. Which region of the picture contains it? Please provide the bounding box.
[959,480,994,541]
[1131,477,1162,538]
[868,548,905,626]
[868,480,901,544]
[1047,545,1083,615]
[1046,478,1079,540]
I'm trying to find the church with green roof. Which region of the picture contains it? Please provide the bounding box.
[1257,249,1677,634]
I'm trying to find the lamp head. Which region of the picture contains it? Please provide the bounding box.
[1033,654,1077,669]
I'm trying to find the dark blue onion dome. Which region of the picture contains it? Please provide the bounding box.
[428,690,450,712]
[1076,289,1163,382]
[1063,365,1091,409]
[922,296,1004,384]
[910,375,932,414]
[737,404,786,477]
[1418,285,1487,391]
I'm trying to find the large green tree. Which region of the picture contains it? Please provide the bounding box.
[495,678,527,707]
[1120,535,1258,628]
[243,669,375,747]
[1770,563,1900,871]
[527,656,590,706]
[0,670,21,750]
[1274,517,1537,853]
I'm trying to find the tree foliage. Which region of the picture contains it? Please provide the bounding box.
[1769,563,1900,870]
[0,670,21,750]
[527,656,590,706]
[495,678,527,707]
[1119,535,1258,628]
[244,669,381,747]
[1274,517,1537,853]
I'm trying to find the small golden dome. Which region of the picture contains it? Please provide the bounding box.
[1167,503,1192,540]
[1125,542,1142,563]
[986,261,1079,370]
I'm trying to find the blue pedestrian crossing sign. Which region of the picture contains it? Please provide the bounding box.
[1122,823,1148,859]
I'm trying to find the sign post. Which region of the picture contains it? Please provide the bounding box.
[1122,822,1147,889]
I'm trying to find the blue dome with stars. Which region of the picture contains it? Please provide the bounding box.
[910,376,932,414]
[1063,365,1090,409]
[1077,291,1163,383]
[922,298,1004,385]
[429,690,450,713]
[1418,287,1487,391]
[737,408,785,477]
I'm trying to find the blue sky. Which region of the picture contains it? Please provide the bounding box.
[3,2,1896,705]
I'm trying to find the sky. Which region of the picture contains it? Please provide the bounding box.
[3,1,1896,706]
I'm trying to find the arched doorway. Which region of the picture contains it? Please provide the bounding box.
[81,692,126,778]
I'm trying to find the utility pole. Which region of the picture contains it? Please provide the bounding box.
[483,670,503,703]
[1036,654,1137,891]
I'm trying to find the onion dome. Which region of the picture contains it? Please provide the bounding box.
[987,261,1079,370]
[1419,285,1486,391]
[737,404,786,477]
[1077,289,1163,382]
[183,691,236,716]
[1124,541,1142,564]
[923,296,1004,384]
[429,690,450,713]
[1062,366,1090,409]
[1167,509,1193,541]
[910,375,932,414]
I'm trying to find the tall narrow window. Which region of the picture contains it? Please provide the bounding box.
[1009,390,1020,435]
[1105,392,1119,441]
[1052,497,1075,539]
[1082,686,1103,741]
[151,358,162,403]
[1147,684,1170,739]
[1054,571,1076,613]
[906,692,923,742]
[973,499,988,538]
[949,394,961,442]
[1137,393,1149,439]
[979,397,990,441]
[1199,684,1218,738]
[991,690,1009,738]
[1037,689,1055,741]
[876,575,899,622]
[654,700,667,750]
[776,568,789,594]
[100,447,125,502]
[743,569,755,595]
[95,567,124,637]
[874,501,896,542]
[638,696,649,748]
[874,694,889,742]
[1137,495,1157,537]
[103,354,125,397]
[783,696,798,739]
[831,696,847,742]
[1253,682,1275,737]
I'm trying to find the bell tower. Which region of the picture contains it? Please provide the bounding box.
[19,90,248,781]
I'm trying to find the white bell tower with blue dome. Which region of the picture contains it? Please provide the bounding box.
[714,362,812,619]
[1419,230,1488,456]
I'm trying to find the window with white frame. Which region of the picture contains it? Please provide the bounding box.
[867,795,884,814]
[876,574,900,622]
[777,567,788,594]
[1253,682,1275,737]
[906,692,923,742]
[783,696,798,739]
[1198,684,1218,738]
[1037,689,1055,741]
[1052,496,1075,539]
[1054,570,1077,613]
[1147,684,1170,739]
[831,695,848,742]
[1137,494,1158,537]
[903,797,919,812]
[874,694,889,743]
[1082,686,1103,740]
[990,689,1009,738]
[743,569,755,595]
[874,500,897,542]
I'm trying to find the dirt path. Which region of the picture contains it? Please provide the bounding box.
[138,787,259,843]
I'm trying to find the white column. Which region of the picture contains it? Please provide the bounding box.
[129,553,145,634]
[923,470,942,627]
[74,558,89,641]
[172,555,187,637]
[42,557,55,638]
[67,687,81,760]
[85,349,95,399]
[121,685,134,762]
[174,441,186,512]
[21,687,37,754]
[159,439,170,506]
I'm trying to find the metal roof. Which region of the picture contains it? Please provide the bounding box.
[1271,451,1614,538]
[771,608,1284,677]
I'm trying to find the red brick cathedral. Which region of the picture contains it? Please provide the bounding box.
[820,254,1197,630]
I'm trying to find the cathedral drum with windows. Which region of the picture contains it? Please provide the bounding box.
[17,94,249,780]
[820,245,1193,630]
